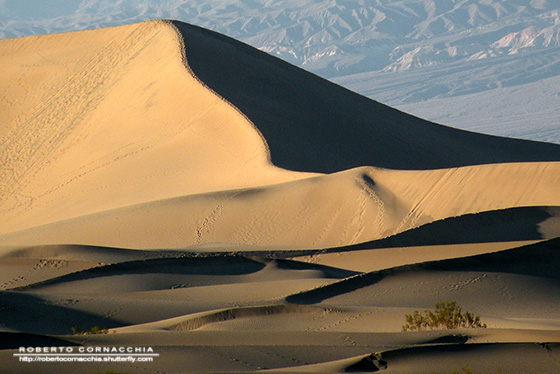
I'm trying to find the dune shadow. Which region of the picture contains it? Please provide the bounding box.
[0,332,79,350]
[416,237,560,280]
[0,291,125,335]
[286,272,385,305]
[345,353,387,372]
[172,21,560,173]
[336,206,555,252]
[272,258,357,278]
[14,255,266,291]
[421,334,470,345]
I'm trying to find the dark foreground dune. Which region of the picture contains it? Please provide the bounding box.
[1,238,560,373]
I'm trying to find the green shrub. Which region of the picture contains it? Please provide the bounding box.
[71,326,109,335]
[402,301,486,331]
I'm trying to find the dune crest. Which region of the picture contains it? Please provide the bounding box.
[2,20,560,249]
[0,20,316,236]
[172,21,560,173]
[1,163,558,249]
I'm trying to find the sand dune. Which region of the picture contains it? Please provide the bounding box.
[1,163,558,249]
[2,20,560,247]
[0,20,317,236]
[173,21,560,173]
[2,239,559,373]
[1,20,559,373]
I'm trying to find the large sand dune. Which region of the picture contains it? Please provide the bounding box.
[1,20,559,373]
[0,20,317,236]
[1,163,559,249]
[173,21,560,173]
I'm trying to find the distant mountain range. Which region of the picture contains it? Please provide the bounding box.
[1,0,559,143]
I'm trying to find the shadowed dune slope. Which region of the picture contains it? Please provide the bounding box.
[172,21,560,173]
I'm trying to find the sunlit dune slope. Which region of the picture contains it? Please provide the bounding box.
[1,20,559,249]
[0,20,316,235]
[1,163,559,249]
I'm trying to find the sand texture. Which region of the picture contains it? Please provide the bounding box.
[1,20,559,373]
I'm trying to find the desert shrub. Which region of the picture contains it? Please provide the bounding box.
[71,326,109,335]
[402,301,486,331]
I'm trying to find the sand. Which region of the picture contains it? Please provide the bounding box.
[1,20,559,373]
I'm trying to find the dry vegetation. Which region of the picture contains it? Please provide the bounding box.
[403,301,487,331]
[71,326,110,335]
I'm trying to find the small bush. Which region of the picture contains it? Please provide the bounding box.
[402,301,486,331]
[71,326,109,335]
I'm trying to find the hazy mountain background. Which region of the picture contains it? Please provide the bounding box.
[1,0,559,143]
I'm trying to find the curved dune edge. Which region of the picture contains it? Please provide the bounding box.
[294,241,542,273]
[1,20,560,249]
[1,163,559,249]
[261,352,386,373]
[172,21,560,173]
[0,20,318,236]
[166,21,273,168]
[111,304,335,333]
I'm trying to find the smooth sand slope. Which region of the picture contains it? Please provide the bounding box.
[1,163,560,249]
[0,20,317,236]
[1,20,560,247]
[1,20,560,374]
